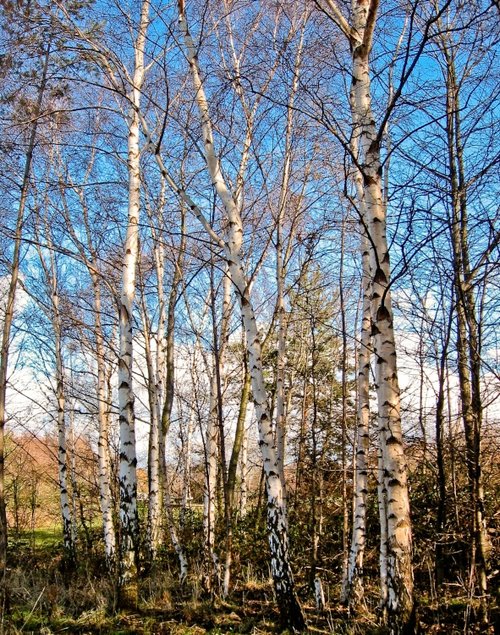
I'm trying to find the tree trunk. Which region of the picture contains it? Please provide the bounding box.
[434,299,453,588]
[227,365,251,512]
[342,233,371,609]
[443,44,488,604]
[177,7,305,628]
[158,203,189,581]
[53,288,76,567]
[239,402,251,518]
[349,3,414,630]
[117,0,150,605]
[141,301,162,561]
[35,197,77,567]
[203,369,219,592]
[93,276,117,566]
[180,408,194,524]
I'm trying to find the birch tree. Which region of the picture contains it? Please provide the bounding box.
[115,0,150,603]
[55,135,120,566]
[32,179,77,565]
[316,1,415,629]
[164,3,306,628]
[342,232,371,609]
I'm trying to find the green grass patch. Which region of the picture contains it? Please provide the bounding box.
[9,525,63,549]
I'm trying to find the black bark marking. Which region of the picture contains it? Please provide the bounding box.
[377,305,391,322]
[386,435,401,446]
[374,267,387,285]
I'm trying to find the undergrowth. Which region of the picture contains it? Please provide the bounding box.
[1,533,497,634]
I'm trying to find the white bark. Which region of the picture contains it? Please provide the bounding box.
[53,289,74,561]
[35,206,75,562]
[203,369,219,589]
[314,576,326,610]
[144,194,167,560]
[239,404,251,517]
[347,0,413,628]
[377,430,389,613]
[118,0,150,593]
[274,24,304,489]
[155,200,190,578]
[181,408,194,520]
[92,275,117,564]
[177,8,304,627]
[342,234,371,608]
[142,304,162,559]
[163,468,189,584]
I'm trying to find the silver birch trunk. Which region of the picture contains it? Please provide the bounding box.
[318,3,414,627]
[342,233,371,608]
[377,429,389,614]
[349,2,414,629]
[53,289,75,563]
[181,408,194,521]
[274,22,304,491]
[67,192,117,566]
[92,274,117,564]
[141,305,162,560]
[142,194,167,561]
[153,184,190,580]
[118,0,150,601]
[177,8,305,627]
[163,470,188,583]
[239,406,250,517]
[58,172,118,567]
[36,223,75,564]
[203,369,219,590]
[218,270,234,598]
[342,38,372,607]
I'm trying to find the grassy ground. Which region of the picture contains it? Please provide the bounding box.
[2,533,497,634]
[13,526,62,548]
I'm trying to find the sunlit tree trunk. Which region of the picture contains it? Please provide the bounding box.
[342,233,371,609]
[53,285,75,565]
[339,217,350,599]
[92,273,117,565]
[239,402,251,517]
[274,29,303,488]
[177,6,305,628]
[157,199,189,580]
[318,2,414,628]
[63,182,117,566]
[203,368,219,592]
[140,298,162,561]
[117,0,150,604]
[214,269,235,598]
[227,365,251,512]
[35,210,76,566]
[223,363,251,594]
[180,408,194,522]
[349,2,413,629]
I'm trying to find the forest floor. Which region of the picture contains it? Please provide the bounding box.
[1,532,498,634]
